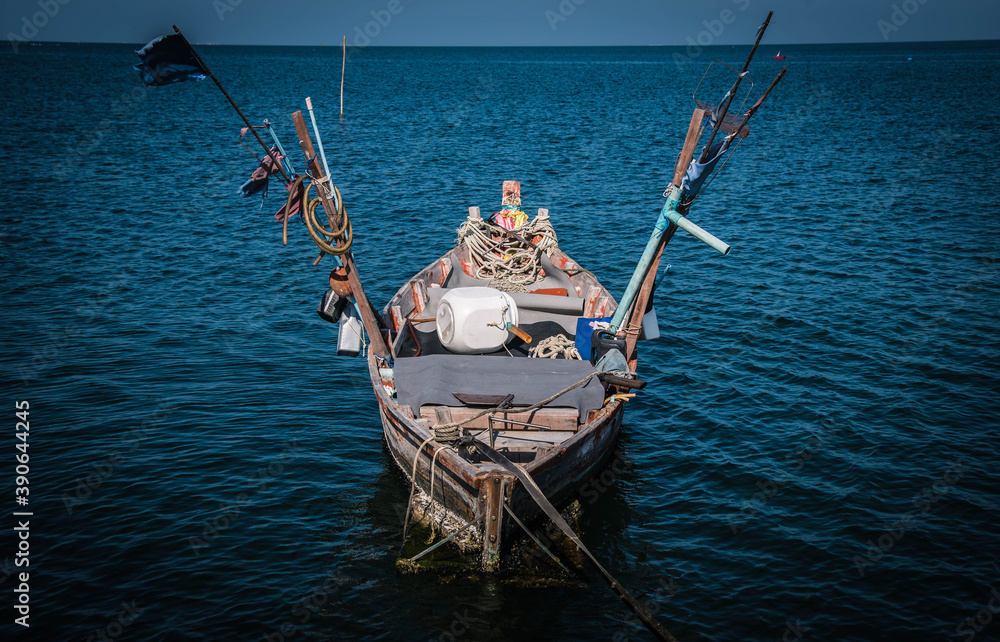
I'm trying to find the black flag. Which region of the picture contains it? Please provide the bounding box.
[134,34,208,87]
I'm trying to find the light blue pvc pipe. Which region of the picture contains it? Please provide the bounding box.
[609,187,683,333]
[610,187,731,333]
[263,119,295,176]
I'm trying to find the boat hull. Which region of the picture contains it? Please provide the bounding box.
[370,351,626,570]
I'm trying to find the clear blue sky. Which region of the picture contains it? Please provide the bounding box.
[2,0,998,46]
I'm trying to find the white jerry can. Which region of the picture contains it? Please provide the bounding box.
[337,304,363,357]
[436,287,518,354]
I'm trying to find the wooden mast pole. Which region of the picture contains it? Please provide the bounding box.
[291,110,390,357]
[622,108,706,366]
[621,34,784,365]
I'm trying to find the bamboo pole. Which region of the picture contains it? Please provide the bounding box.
[725,67,787,149]
[698,11,772,163]
[172,25,290,184]
[340,35,346,117]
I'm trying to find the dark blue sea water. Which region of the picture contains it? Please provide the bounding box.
[2,40,1000,641]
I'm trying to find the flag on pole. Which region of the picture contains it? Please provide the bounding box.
[134,34,208,86]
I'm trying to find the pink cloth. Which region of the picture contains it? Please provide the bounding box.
[274,181,303,221]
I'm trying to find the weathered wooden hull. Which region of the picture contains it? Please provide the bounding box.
[371,350,626,570]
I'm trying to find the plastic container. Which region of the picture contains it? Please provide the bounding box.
[436,287,518,354]
[575,317,611,359]
[317,288,348,324]
[640,307,660,341]
[337,304,363,357]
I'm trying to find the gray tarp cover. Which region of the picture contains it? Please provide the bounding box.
[393,354,603,417]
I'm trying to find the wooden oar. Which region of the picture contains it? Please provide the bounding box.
[472,438,679,642]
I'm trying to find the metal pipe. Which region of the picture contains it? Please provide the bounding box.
[666,211,731,255]
[305,97,338,209]
[263,119,295,176]
[610,186,729,333]
[610,188,682,332]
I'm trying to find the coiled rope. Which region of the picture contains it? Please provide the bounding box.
[456,217,558,290]
[529,334,581,360]
[281,175,353,256]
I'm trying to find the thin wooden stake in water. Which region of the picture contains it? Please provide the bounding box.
[340,35,346,116]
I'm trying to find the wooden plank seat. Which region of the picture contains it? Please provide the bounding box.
[418,405,581,432]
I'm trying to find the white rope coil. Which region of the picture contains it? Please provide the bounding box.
[456,216,558,291]
[529,334,581,360]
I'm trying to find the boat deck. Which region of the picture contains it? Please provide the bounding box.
[381,241,619,465]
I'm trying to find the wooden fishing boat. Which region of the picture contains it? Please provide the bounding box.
[369,192,640,570]
[318,25,787,572]
[278,116,649,571]
[280,18,783,576]
[137,12,786,638]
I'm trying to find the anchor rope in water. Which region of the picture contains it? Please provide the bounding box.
[456,216,558,291]
[402,434,449,542]
[423,443,446,543]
